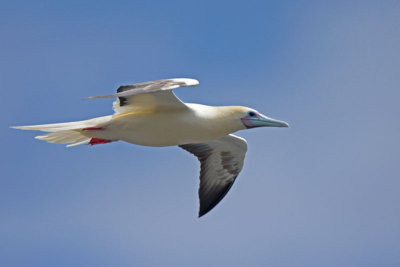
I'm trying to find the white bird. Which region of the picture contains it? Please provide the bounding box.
[12,78,289,217]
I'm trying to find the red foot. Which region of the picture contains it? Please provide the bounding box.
[89,138,112,145]
[83,126,104,131]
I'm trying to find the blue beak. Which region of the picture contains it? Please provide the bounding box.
[241,113,289,129]
[244,114,289,128]
[257,114,289,127]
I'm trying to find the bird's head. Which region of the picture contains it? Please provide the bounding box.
[233,107,289,129]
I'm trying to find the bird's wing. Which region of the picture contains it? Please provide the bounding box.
[86,78,199,113]
[179,134,248,217]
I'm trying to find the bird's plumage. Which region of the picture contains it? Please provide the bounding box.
[180,134,247,217]
[86,78,198,113]
[12,78,288,217]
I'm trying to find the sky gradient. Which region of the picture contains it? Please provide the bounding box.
[1,1,400,266]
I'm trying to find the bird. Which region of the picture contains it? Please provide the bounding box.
[12,78,289,217]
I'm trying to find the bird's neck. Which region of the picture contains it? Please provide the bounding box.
[188,104,246,134]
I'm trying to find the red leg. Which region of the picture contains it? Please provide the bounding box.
[89,138,113,145]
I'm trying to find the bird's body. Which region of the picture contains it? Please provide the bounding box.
[83,104,246,147]
[13,78,289,217]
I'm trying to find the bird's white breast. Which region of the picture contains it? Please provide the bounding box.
[93,104,243,147]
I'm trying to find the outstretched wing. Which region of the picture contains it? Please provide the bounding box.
[87,78,199,113]
[179,134,248,217]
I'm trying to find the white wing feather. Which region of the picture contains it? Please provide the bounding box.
[86,78,199,113]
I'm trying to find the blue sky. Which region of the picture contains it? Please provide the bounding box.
[1,1,400,266]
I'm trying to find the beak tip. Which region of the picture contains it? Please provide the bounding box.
[275,120,289,128]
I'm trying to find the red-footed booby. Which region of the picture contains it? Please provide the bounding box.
[12,78,289,217]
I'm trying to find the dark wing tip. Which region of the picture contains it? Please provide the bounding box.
[179,139,244,218]
[198,207,210,218]
[198,180,236,218]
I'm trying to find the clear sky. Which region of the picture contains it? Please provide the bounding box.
[1,1,400,266]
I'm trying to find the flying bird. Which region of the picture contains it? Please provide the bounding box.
[12,78,289,217]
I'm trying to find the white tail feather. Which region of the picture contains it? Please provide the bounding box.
[11,116,112,132]
[35,131,91,146]
[12,115,112,147]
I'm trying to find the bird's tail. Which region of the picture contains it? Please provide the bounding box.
[11,115,113,147]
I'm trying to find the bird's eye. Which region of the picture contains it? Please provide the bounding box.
[248,111,256,117]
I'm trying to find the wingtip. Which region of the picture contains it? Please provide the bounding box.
[189,79,200,86]
[84,94,116,100]
[198,208,203,218]
[188,79,199,86]
[172,78,199,86]
[84,96,101,100]
[198,208,208,218]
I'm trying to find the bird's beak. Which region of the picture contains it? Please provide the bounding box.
[253,114,289,128]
